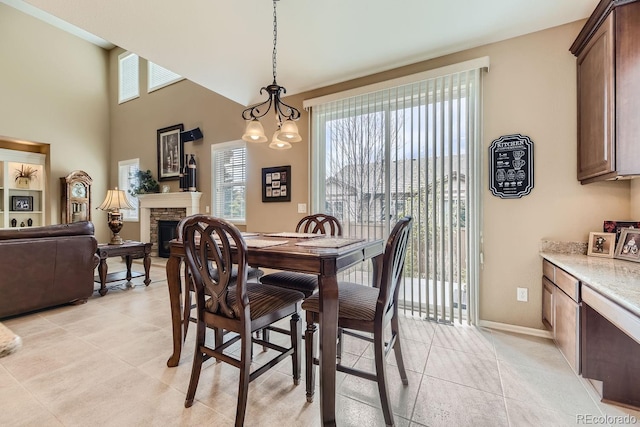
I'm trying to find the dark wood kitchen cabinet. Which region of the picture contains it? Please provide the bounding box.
[570,0,640,184]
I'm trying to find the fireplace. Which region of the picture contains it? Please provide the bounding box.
[158,220,180,258]
[138,192,202,256]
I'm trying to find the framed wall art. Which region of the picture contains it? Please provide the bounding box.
[614,228,640,262]
[587,232,616,258]
[262,165,291,202]
[157,123,184,181]
[11,195,34,212]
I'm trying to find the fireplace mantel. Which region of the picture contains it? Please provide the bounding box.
[138,192,202,244]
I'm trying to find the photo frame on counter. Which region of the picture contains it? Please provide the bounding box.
[157,123,184,181]
[603,220,640,244]
[614,228,640,262]
[587,232,616,258]
[262,165,291,202]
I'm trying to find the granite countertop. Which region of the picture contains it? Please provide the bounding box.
[540,252,640,318]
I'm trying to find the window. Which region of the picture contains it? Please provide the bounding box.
[211,141,247,223]
[306,58,487,324]
[118,52,139,103]
[118,158,140,221]
[148,61,183,92]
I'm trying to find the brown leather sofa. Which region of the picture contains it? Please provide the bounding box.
[0,221,99,319]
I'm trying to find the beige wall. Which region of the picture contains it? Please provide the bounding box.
[109,20,632,329]
[108,47,313,239]
[4,3,635,329]
[283,21,629,328]
[0,4,111,242]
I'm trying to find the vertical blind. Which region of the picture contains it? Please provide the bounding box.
[308,61,485,324]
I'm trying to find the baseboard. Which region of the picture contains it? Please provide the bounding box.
[478,319,553,339]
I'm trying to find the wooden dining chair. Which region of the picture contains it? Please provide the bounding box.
[178,216,264,339]
[301,216,413,427]
[181,215,304,426]
[259,213,343,297]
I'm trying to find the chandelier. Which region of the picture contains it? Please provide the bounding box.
[241,0,301,150]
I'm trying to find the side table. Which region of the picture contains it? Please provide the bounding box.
[96,241,152,296]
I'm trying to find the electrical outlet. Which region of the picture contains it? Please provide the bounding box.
[298,203,307,214]
[517,287,528,302]
[205,206,210,213]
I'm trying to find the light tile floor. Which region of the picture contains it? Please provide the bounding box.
[1,257,639,426]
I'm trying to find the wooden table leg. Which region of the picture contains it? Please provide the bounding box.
[125,255,133,281]
[318,274,339,427]
[166,254,183,367]
[98,256,108,296]
[143,245,151,286]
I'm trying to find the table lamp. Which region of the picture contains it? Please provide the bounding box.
[97,188,134,245]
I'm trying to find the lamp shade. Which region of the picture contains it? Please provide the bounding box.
[279,119,302,142]
[242,119,268,143]
[98,188,134,211]
[268,130,292,150]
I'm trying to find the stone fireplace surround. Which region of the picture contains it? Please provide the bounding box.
[138,192,202,256]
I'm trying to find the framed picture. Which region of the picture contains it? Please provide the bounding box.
[603,221,640,245]
[587,232,616,258]
[614,229,640,262]
[11,196,33,211]
[157,123,184,181]
[262,165,291,202]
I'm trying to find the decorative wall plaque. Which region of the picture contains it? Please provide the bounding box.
[489,134,534,199]
[262,165,291,202]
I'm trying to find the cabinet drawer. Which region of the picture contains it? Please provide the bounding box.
[555,267,580,302]
[543,259,555,281]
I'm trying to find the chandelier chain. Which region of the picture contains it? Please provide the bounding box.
[272,0,278,84]
[240,0,301,126]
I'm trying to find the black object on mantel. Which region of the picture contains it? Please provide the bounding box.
[180,154,189,191]
[187,154,197,192]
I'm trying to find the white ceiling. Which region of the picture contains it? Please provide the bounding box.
[7,0,598,106]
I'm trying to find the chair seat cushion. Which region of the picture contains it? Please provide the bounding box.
[259,272,318,297]
[301,282,379,322]
[207,282,304,320]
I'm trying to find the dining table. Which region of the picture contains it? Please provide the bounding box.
[165,231,384,426]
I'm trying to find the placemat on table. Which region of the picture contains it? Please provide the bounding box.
[295,238,364,248]
[263,232,323,238]
[244,239,289,248]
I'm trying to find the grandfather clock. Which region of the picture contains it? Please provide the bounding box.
[60,170,92,223]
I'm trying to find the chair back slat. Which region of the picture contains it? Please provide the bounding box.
[377,216,413,318]
[296,214,343,236]
[182,215,248,319]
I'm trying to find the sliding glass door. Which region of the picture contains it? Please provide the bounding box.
[310,67,483,324]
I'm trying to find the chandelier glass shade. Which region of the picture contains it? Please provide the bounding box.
[241,0,301,148]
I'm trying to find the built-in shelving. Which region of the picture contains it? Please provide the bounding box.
[0,149,47,229]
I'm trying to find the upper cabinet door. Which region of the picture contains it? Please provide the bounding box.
[576,13,615,182]
[572,0,640,184]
